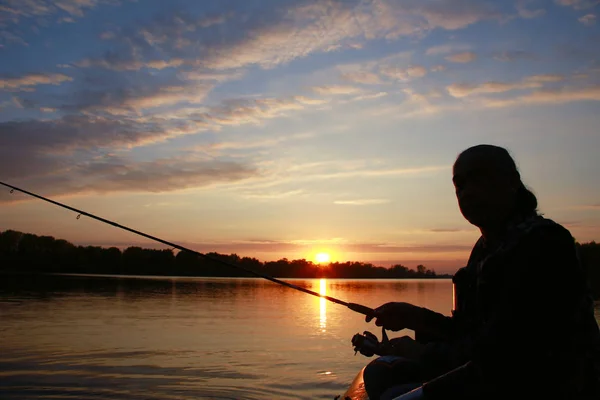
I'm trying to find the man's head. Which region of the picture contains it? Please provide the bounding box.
[452,144,537,229]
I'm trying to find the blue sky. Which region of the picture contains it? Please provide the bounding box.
[1,0,599,273]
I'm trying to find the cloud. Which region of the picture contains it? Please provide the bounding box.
[482,85,600,108]
[429,228,473,233]
[0,155,258,202]
[302,165,447,181]
[350,91,388,101]
[493,50,536,62]
[341,71,383,84]
[447,81,539,97]
[342,243,473,254]
[380,65,428,80]
[516,0,546,18]
[577,204,600,210]
[241,190,305,200]
[0,115,191,157]
[425,43,471,55]
[202,0,497,70]
[194,131,317,153]
[579,14,597,25]
[75,57,185,71]
[334,198,391,205]
[0,73,73,91]
[78,1,498,73]
[0,89,332,199]
[200,96,315,126]
[178,70,244,82]
[555,0,599,10]
[431,65,447,72]
[228,160,448,194]
[370,87,465,119]
[58,77,216,115]
[111,240,471,261]
[447,74,565,98]
[0,0,119,47]
[312,85,362,95]
[445,51,477,63]
[525,74,565,82]
[0,0,103,20]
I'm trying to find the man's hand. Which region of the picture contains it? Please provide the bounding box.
[366,302,425,332]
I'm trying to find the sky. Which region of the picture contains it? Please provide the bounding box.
[1,0,599,274]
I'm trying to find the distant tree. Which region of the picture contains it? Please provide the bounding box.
[577,241,600,299]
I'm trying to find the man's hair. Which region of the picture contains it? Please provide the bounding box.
[456,144,538,216]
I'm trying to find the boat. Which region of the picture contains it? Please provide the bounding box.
[335,367,369,400]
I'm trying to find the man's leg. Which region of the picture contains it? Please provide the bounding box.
[363,356,425,400]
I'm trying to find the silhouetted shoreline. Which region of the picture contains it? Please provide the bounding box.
[0,229,450,279]
[2,230,599,298]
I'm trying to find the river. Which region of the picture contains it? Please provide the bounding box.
[1,274,598,399]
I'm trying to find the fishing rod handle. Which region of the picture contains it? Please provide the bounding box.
[347,302,376,318]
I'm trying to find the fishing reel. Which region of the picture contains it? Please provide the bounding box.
[351,327,390,357]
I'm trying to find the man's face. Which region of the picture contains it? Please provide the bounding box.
[452,153,518,228]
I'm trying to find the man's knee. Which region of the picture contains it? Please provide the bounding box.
[363,356,423,400]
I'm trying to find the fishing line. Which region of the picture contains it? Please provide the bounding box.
[0,181,375,318]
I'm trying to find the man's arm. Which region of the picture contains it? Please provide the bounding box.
[419,225,583,398]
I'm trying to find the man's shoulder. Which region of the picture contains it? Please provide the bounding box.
[522,216,574,247]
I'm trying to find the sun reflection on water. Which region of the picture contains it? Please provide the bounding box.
[319,278,326,331]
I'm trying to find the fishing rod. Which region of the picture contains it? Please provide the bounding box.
[0,181,376,318]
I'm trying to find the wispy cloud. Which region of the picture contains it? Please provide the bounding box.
[0,153,258,202]
[0,73,72,91]
[482,85,600,108]
[555,0,599,11]
[579,14,597,26]
[75,57,185,71]
[194,131,318,153]
[380,65,428,80]
[241,190,305,200]
[61,81,216,115]
[525,74,565,82]
[334,198,391,205]
[137,239,474,257]
[224,161,448,195]
[445,51,477,63]
[341,71,383,84]
[0,0,120,47]
[448,81,538,97]
[571,204,600,210]
[69,1,499,73]
[515,0,546,18]
[425,43,471,55]
[429,228,474,233]
[307,165,447,181]
[493,50,536,62]
[312,85,362,95]
[447,74,566,97]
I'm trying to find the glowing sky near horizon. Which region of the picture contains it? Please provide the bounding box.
[1,0,599,273]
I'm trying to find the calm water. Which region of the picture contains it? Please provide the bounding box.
[1,275,598,400]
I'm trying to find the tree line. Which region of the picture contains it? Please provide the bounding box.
[0,230,446,279]
[2,230,600,298]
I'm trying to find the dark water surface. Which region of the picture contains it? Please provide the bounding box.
[1,274,598,399]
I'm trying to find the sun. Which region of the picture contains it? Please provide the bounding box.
[315,252,331,264]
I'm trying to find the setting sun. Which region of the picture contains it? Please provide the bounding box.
[314,253,330,264]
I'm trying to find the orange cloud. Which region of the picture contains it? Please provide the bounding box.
[0,73,72,91]
[483,85,600,107]
[445,51,477,63]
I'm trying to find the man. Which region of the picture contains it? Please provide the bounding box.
[361,144,600,400]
